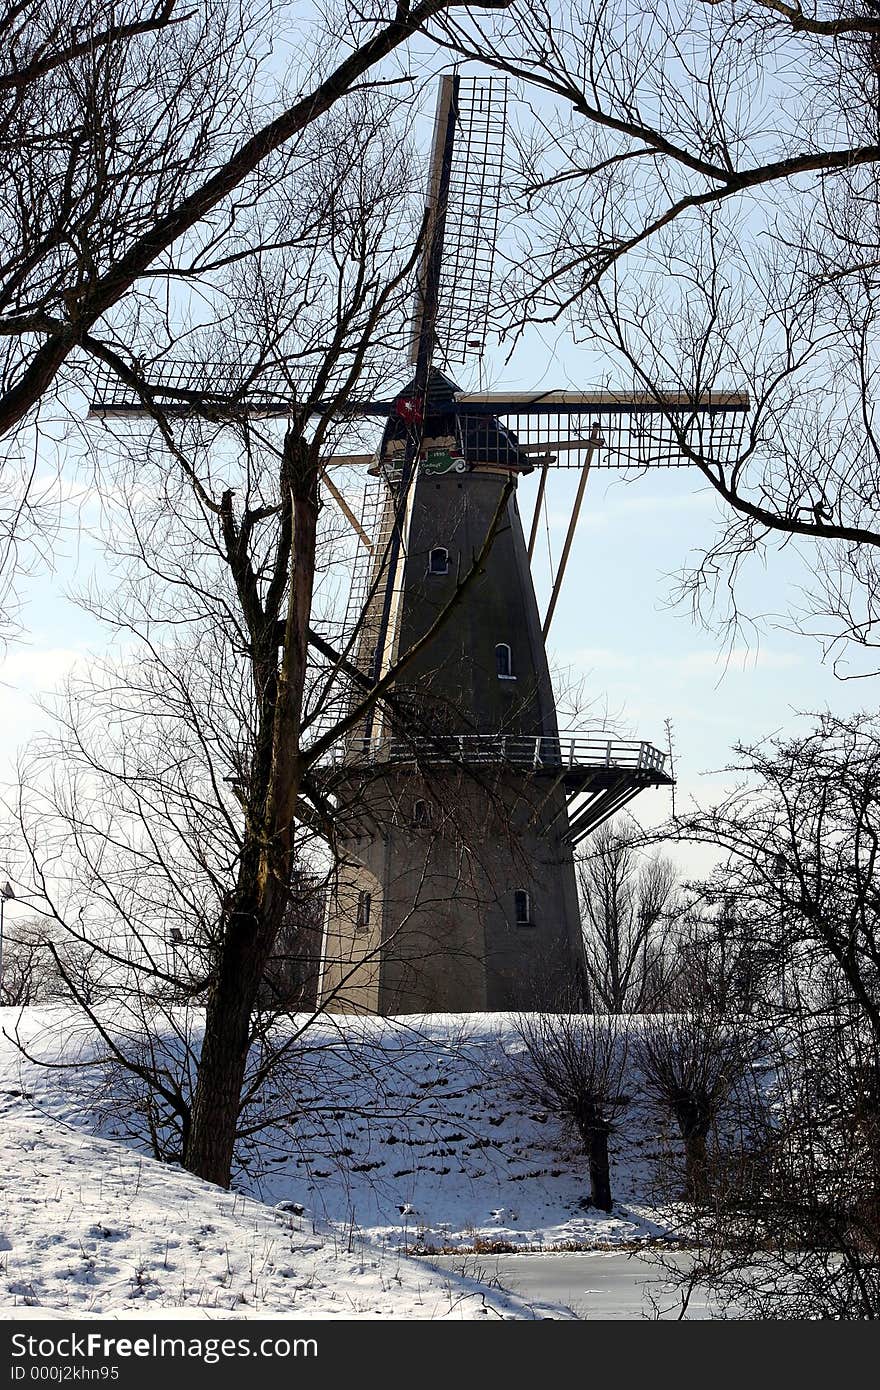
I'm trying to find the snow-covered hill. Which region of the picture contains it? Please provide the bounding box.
[0,1008,679,1318]
[0,1093,554,1319]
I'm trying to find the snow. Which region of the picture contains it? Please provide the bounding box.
[0,1008,684,1319]
[0,1096,553,1319]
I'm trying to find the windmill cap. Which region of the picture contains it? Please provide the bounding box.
[382,368,531,473]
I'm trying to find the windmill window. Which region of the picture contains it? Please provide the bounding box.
[356,890,372,932]
[429,547,450,575]
[514,890,532,927]
[411,798,432,828]
[496,643,516,679]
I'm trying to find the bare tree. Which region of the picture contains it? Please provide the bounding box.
[671,889,791,1017]
[634,1008,755,1204]
[506,1011,628,1211]
[660,1000,880,1319]
[667,711,880,1045]
[577,819,679,1013]
[649,710,880,1315]
[0,918,99,1006]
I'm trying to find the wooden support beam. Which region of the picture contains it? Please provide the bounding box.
[541,425,603,639]
[520,439,594,455]
[319,468,372,552]
[321,452,375,468]
[526,458,550,562]
[456,388,751,412]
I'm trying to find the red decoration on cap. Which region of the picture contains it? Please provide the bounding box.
[395,394,424,426]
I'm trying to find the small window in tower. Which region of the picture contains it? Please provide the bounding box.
[411,798,432,829]
[496,643,515,679]
[514,889,532,927]
[429,547,450,575]
[356,890,372,933]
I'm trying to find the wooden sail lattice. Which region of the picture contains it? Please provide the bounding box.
[89,370,749,473]
[340,470,403,679]
[434,76,508,367]
[84,360,314,419]
[456,391,750,469]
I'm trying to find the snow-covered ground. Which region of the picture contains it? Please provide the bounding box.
[0,1008,683,1319]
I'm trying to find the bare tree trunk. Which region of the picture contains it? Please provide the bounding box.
[586,1125,613,1212]
[574,1108,613,1212]
[185,432,317,1186]
[184,902,274,1184]
[681,1122,710,1205]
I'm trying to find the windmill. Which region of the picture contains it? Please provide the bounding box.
[88,74,749,1015]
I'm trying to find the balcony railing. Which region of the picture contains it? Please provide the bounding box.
[328,732,667,776]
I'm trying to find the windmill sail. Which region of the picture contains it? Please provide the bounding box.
[456,389,751,468]
[432,75,508,367]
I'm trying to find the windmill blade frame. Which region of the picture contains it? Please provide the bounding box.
[85,360,393,421]
[431,74,508,368]
[455,388,751,470]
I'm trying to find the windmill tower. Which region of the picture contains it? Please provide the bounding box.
[319,365,596,1013]
[318,77,679,1015]
[87,74,748,1018]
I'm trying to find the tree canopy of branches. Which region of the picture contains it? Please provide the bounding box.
[577,819,679,1012]
[656,710,880,1315]
[0,0,515,635]
[431,1,880,668]
[671,710,880,1043]
[0,918,98,1007]
[669,894,783,1017]
[661,999,880,1318]
[634,1009,753,1203]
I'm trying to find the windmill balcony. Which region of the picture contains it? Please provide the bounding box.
[329,732,669,781]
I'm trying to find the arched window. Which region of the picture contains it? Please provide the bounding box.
[411,798,432,829]
[496,643,515,679]
[514,889,532,926]
[356,890,372,932]
[429,546,450,575]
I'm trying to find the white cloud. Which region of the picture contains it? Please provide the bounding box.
[0,646,88,693]
[0,647,91,780]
